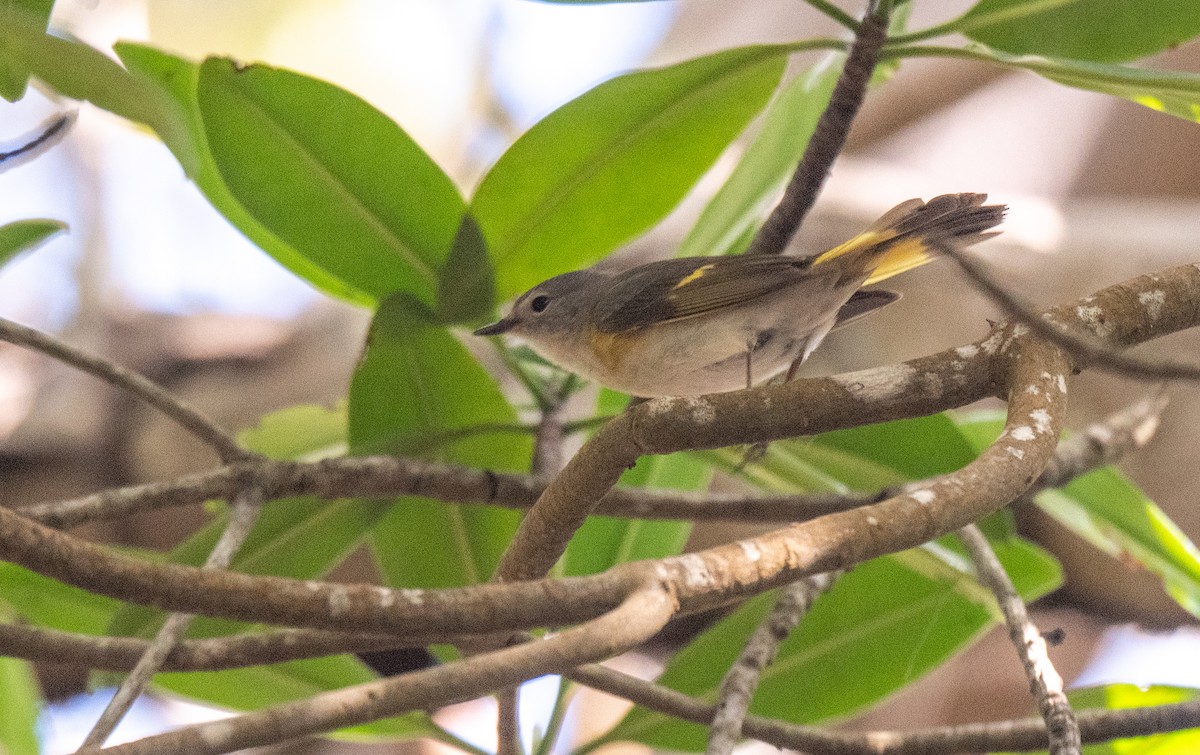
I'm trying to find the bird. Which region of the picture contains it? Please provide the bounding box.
[475,193,1006,398]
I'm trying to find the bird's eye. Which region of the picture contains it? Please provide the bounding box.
[529,295,551,313]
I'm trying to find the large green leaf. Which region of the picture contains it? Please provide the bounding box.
[958,0,1200,63]
[601,536,1060,750]
[677,55,842,258]
[350,294,529,588]
[473,44,795,299]
[114,44,372,305]
[956,410,1200,617]
[892,45,1200,124]
[195,58,467,306]
[0,0,56,100]
[0,218,64,268]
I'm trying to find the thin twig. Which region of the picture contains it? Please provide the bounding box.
[707,572,840,754]
[568,662,1200,754]
[497,691,523,755]
[0,317,249,462]
[746,2,888,256]
[937,243,1200,381]
[957,524,1080,755]
[77,487,265,751]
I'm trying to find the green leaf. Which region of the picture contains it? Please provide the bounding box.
[0,563,120,634]
[349,294,529,588]
[435,214,494,324]
[956,410,1200,617]
[473,44,792,299]
[564,454,708,576]
[156,656,436,741]
[236,402,347,460]
[0,218,64,268]
[0,606,40,755]
[959,0,1200,63]
[678,55,842,258]
[0,0,55,100]
[195,57,467,305]
[895,45,1200,124]
[811,412,982,480]
[602,536,1060,750]
[115,43,372,305]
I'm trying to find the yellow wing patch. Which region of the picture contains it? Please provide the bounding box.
[672,264,715,290]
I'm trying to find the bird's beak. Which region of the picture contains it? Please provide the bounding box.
[473,317,515,336]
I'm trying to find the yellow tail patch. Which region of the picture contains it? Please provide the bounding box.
[810,231,934,286]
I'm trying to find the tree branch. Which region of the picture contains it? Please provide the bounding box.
[707,572,840,754]
[568,662,1200,754]
[96,586,675,755]
[23,381,1166,531]
[957,524,1080,755]
[78,487,265,751]
[0,316,248,462]
[746,3,888,256]
[938,243,1200,381]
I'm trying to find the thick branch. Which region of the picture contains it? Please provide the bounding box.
[485,264,1200,584]
[24,384,1166,531]
[0,267,1193,653]
[939,243,1200,381]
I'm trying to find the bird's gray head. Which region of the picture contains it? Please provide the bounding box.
[473,269,601,341]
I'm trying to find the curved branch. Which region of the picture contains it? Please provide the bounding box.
[491,264,1200,584]
[25,385,1167,530]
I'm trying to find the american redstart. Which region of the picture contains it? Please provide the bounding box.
[475,193,1006,397]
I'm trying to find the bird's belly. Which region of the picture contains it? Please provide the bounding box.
[598,308,835,397]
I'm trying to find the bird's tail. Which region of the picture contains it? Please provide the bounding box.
[811,193,1006,285]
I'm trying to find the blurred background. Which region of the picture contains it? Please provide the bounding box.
[3,0,1200,752]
